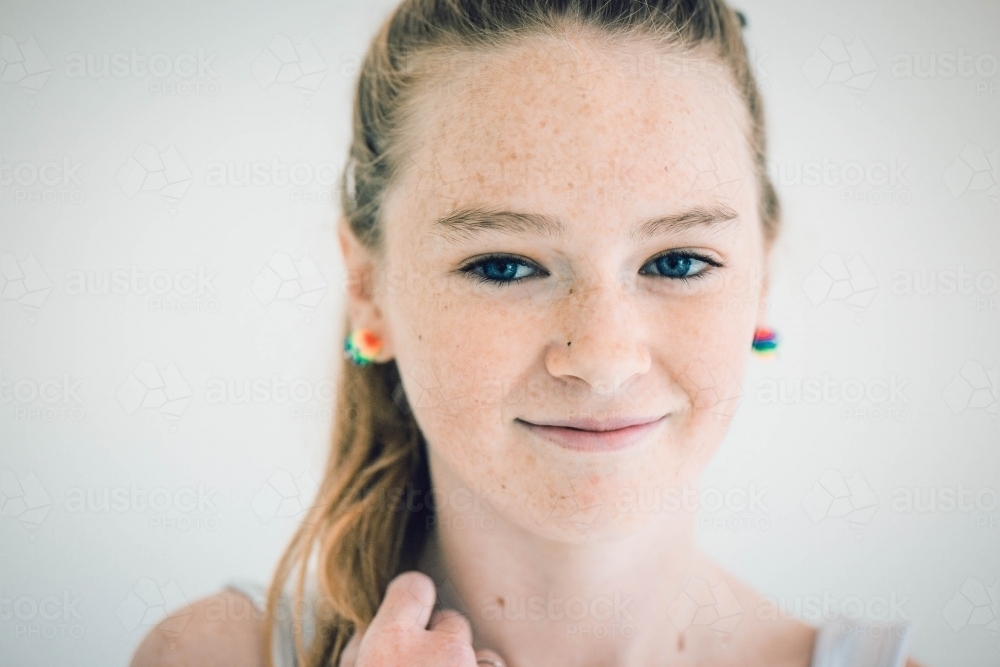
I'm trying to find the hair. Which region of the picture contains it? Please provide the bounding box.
[262,1,780,665]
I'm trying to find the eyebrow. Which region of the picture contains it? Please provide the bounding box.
[432,207,562,243]
[632,204,740,244]
[430,204,740,245]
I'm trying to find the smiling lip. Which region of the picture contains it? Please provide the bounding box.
[516,415,667,453]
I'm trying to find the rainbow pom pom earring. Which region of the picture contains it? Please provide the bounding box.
[344,328,383,366]
[751,326,779,357]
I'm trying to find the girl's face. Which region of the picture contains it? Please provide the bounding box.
[346,33,769,542]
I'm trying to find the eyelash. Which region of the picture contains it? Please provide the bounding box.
[459,251,723,287]
[460,253,545,287]
[642,250,723,284]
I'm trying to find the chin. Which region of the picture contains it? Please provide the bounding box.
[492,495,657,544]
[491,447,689,544]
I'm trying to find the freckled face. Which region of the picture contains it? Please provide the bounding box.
[375,34,768,542]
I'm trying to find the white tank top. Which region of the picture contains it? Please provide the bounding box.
[224,578,914,667]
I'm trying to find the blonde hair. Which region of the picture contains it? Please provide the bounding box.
[263,1,779,665]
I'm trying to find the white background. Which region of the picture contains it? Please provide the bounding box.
[1,0,998,665]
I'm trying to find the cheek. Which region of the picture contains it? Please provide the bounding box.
[671,298,754,410]
[650,271,760,477]
[389,279,539,454]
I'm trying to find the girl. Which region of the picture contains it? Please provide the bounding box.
[132,1,924,666]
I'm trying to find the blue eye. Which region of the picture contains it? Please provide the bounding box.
[461,254,540,286]
[642,251,719,281]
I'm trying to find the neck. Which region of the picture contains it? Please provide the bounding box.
[416,456,706,667]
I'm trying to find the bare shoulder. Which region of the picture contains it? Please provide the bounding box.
[129,588,265,667]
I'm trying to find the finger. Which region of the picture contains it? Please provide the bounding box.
[474,648,507,667]
[337,628,363,667]
[370,571,437,633]
[427,608,472,644]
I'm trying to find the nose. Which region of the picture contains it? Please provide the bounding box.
[544,276,651,397]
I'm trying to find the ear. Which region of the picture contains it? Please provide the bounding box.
[755,238,774,330]
[338,218,393,363]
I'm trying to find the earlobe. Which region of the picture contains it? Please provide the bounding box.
[338,219,376,303]
[757,274,771,326]
[337,218,369,297]
[338,218,394,363]
[757,243,774,325]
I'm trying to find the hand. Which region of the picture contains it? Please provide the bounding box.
[338,571,507,667]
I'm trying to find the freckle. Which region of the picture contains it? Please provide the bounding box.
[496,596,505,609]
[677,633,685,651]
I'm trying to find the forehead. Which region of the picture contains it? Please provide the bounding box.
[383,31,754,236]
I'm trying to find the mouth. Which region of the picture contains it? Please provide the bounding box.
[515,415,668,453]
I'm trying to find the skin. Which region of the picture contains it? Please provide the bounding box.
[341,27,804,667]
[130,25,925,667]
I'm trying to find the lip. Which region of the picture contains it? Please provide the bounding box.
[516,415,667,453]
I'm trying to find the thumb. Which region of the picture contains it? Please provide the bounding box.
[371,571,437,633]
[337,627,363,667]
[474,648,508,667]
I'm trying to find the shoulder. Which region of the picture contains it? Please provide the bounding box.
[128,588,265,667]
